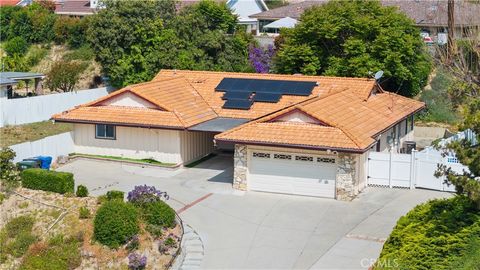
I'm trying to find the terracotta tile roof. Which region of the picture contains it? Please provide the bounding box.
[53,77,218,128]
[251,0,480,27]
[0,0,19,6]
[154,70,375,119]
[215,86,424,152]
[52,106,184,129]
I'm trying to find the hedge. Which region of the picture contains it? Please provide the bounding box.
[21,169,74,194]
[141,200,176,228]
[93,201,139,248]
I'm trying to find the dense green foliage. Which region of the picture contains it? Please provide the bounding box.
[19,235,81,270]
[93,201,139,248]
[3,36,29,56]
[0,215,37,263]
[273,0,431,97]
[140,200,176,228]
[0,148,21,192]
[377,196,480,269]
[21,168,74,194]
[76,185,89,197]
[53,16,89,48]
[87,0,252,87]
[106,190,124,201]
[417,69,459,124]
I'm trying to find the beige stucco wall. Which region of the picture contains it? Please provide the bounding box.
[100,92,157,108]
[377,118,414,153]
[73,124,214,165]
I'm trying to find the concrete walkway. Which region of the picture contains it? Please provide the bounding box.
[59,157,451,270]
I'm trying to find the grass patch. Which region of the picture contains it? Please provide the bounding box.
[185,153,217,168]
[19,235,81,270]
[376,196,480,269]
[0,215,37,262]
[62,45,94,62]
[70,153,176,166]
[0,121,72,147]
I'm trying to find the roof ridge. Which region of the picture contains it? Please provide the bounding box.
[158,69,374,81]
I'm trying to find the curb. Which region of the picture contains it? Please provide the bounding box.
[171,224,205,270]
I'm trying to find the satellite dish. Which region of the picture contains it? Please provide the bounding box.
[374,70,384,81]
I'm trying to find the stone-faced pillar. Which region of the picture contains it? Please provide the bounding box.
[233,144,247,190]
[336,153,357,201]
[34,78,44,95]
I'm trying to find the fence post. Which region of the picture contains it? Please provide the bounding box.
[388,150,393,188]
[409,150,417,189]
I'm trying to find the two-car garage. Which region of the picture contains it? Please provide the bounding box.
[246,149,338,198]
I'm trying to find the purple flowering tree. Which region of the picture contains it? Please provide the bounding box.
[248,44,275,73]
[128,252,147,270]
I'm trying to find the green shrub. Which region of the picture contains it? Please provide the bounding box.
[78,206,90,219]
[3,36,29,56]
[93,201,139,248]
[141,201,176,228]
[5,215,35,238]
[6,232,37,257]
[106,190,124,201]
[21,169,74,194]
[0,193,5,205]
[19,235,81,270]
[145,224,163,239]
[76,185,88,197]
[377,196,480,269]
[25,46,48,67]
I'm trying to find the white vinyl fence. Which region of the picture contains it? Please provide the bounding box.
[0,87,110,127]
[10,132,74,163]
[367,150,467,192]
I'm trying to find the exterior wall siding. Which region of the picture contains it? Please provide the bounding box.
[73,124,183,164]
[180,131,215,164]
[100,92,157,108]
[377,118,415,153]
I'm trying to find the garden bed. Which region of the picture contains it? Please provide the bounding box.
[0,188,182,270]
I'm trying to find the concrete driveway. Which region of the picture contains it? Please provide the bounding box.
[59,156,451,270]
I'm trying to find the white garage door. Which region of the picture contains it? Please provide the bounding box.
[248,150,337,198]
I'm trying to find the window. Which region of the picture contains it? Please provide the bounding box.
[253,152,270,158]
[376,140,381,152]
[273,154,292,160]
[405,118,409,134]
[410,115,414,130]
[95,124,115,139]
[295,155,313,162]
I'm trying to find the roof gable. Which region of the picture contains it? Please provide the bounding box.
[96,91,162,109]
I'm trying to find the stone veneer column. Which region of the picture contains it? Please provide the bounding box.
[336,153,357,201]
[233,144,247,190]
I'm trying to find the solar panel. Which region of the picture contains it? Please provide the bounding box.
[223,99,253,110]
[215,78,317,109]
[222,91,252,100]
[253,92,281,102]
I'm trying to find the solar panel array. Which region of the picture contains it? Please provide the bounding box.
[215,78,317,110]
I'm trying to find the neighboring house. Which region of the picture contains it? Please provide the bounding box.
[0,0,31,7]
[54,0,97,16]
[226,0,268,35]
[0,72,45,99]
[52,70,423,200]
[251,0,480,43]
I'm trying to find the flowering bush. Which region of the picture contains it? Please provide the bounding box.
[127,185,169,206]
[0,147,21,192]
[248,44,275,73]
[128,252,147,270]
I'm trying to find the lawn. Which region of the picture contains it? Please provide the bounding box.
[0,121,73,148]
[69,153,177,167]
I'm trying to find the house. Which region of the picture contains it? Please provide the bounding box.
[226,0,268,35]
[0,72,45,99]
[52,70,423,200]
[250,0,480,43]
[0,0,31,7]
[54,0,97,16]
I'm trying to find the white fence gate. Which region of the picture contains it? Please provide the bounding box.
[0,87,110,127]
[367,150,467,192]
[10,132,74,163]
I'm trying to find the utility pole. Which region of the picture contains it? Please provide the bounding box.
[447,0,455,64]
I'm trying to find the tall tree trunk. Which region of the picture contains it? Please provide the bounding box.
[447,0,455,65]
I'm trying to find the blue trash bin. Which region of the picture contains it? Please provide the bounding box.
[35,156,53,170]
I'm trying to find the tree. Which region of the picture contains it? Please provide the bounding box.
[45,60,87,92]
[3,36,29,56]
[87,0,252,88]
[273,0,432,97]
[437,100,480,209]
[0,148,21,192]
[249,44,275,73]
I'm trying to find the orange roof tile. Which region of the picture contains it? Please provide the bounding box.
[52,106,184,128]
[216,87,425,152]
[154,70,376,119]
